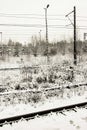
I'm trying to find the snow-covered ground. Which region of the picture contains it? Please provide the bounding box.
[0,92,87,119]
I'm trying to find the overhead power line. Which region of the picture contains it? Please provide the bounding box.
[0,13,44,16]
[0,13,65,16]
[0,13,87,22]
[0,15,66,21]
[0,23,65,28]
[1,13,87,17]
[0,23,87,29]
[0,15,87,22]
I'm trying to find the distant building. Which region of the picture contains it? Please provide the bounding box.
[84,33,87,41]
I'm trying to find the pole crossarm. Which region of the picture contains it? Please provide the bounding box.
[67,16,74,26]
[65,10,74,17]
[66,23,72,27]
[65,10,74,27]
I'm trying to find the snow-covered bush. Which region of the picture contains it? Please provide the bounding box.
[30,92,42,103]
[0,87,6,92]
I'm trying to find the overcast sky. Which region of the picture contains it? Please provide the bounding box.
[0,0,87,44]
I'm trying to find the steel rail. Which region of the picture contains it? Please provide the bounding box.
[0,101,87,126]
[0,82,87,96]
[0,66,39,71]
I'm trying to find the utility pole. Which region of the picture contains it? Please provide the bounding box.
[44,5,49,43]
[39,30,42,43]
[74,6,77,65]
[44,4,50,64]
[0,32,2,43]
[66,6,77,65]
[0,32,2,56]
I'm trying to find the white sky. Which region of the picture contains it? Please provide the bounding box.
[0,0,87,44]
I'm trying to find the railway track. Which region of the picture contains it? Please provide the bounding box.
[0,82,87,96]
[0,101,87,127]
[0,83,87,127]
[0,82,86,106]
[0,65,40,71]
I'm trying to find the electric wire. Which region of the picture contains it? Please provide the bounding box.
[0,13,87,22]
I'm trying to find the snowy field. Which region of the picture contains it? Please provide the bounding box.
[0,54,87,129]
[0,54,87,91]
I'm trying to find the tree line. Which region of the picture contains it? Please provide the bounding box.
[0,38,87,57]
